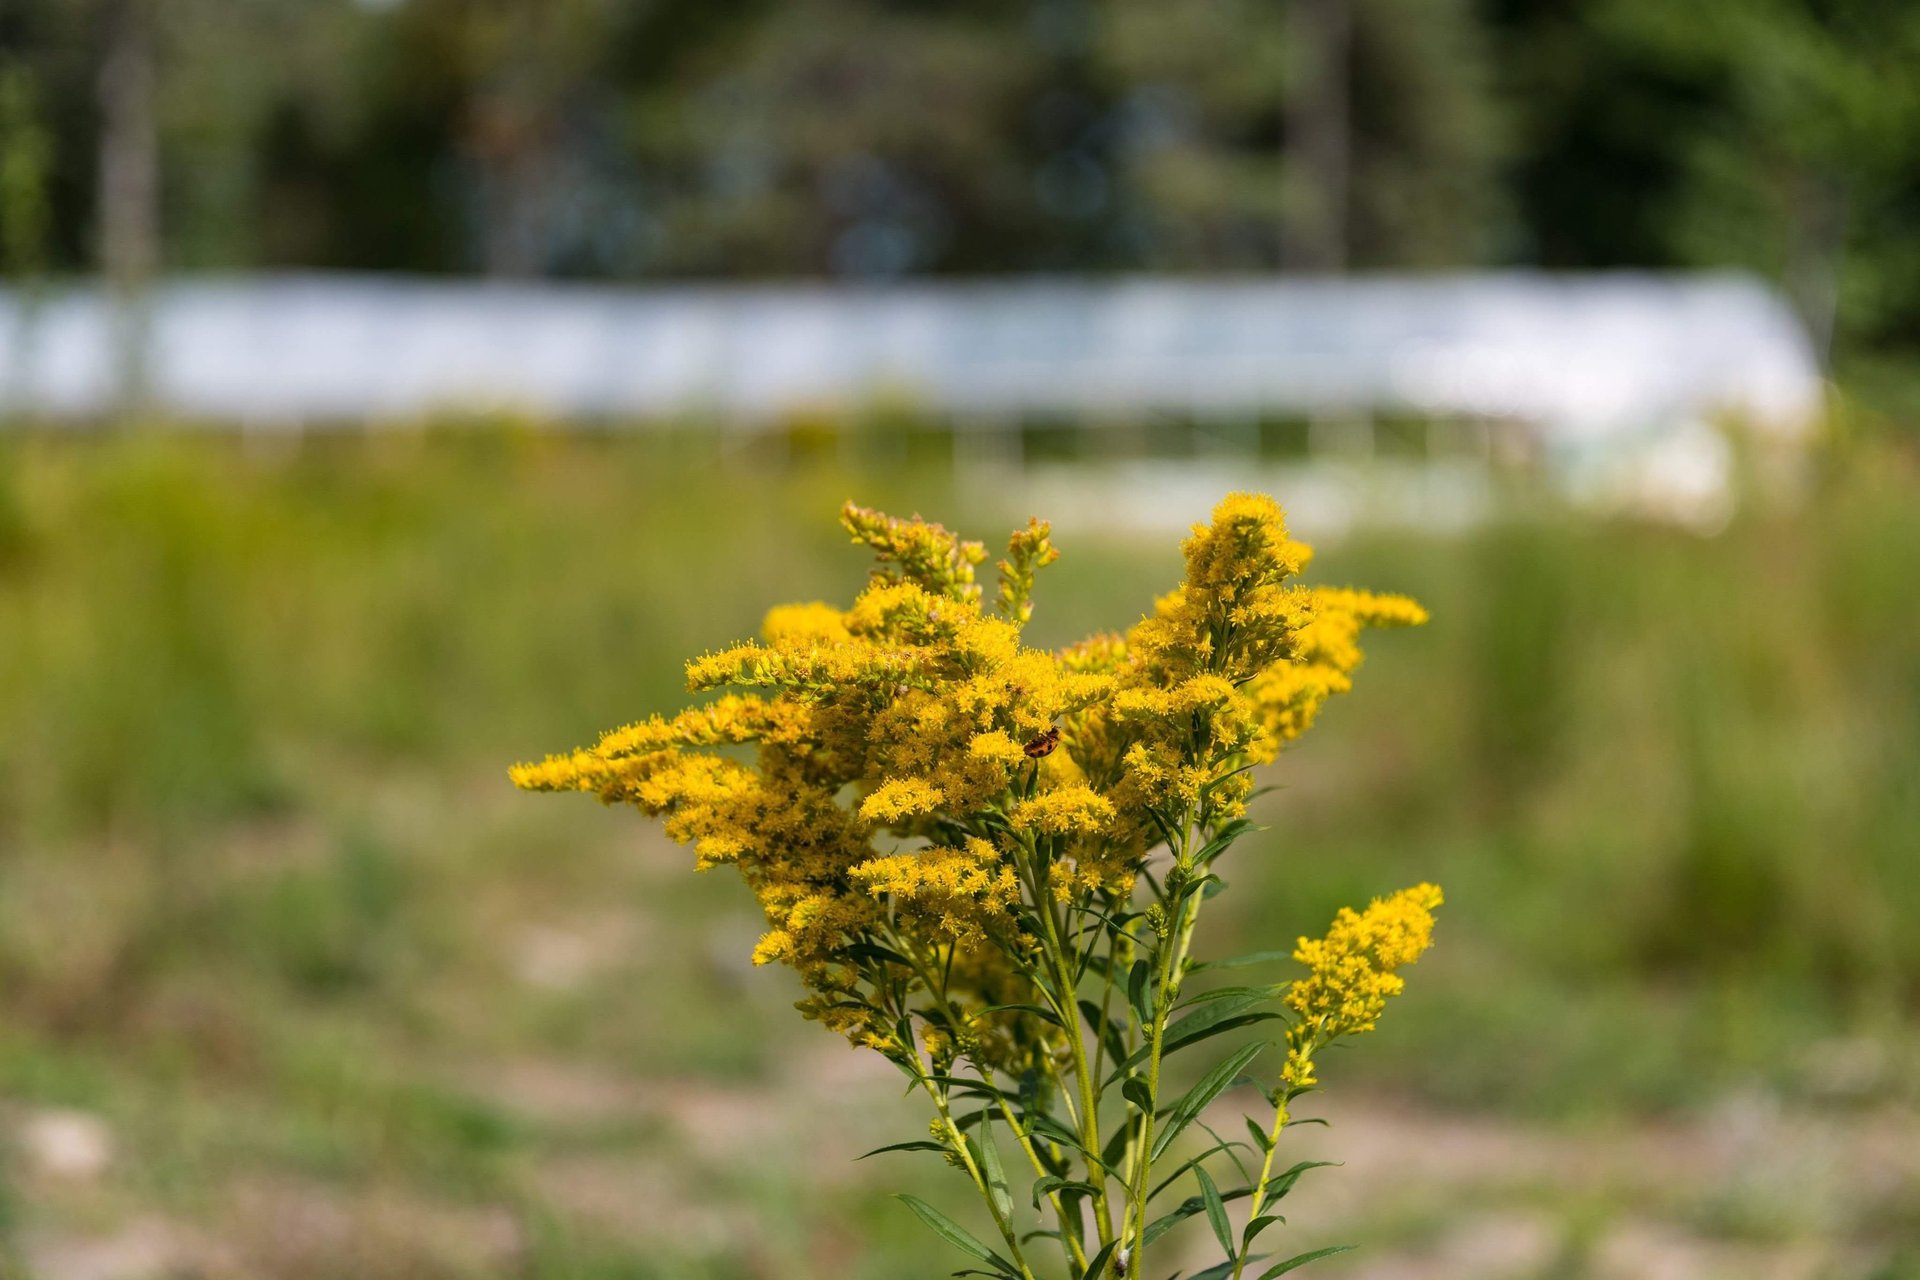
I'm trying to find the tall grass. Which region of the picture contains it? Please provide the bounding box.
[0,424,1914,1175]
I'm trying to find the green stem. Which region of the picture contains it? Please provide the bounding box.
[911,1067,1038,1280]
[891,937,1040,1279]
[994,1091,1091,1274]
[1230,1089,1293,1280]
[1121,833,1206,1279]
[1032,858,1117,1252]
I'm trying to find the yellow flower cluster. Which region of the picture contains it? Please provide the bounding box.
[513,494,1426,1073]
[841,501,987,601]
[850,838,1019,945]
[1281,882,1444,1085]
[996,517,1060,625]
[1069,494,1426,839]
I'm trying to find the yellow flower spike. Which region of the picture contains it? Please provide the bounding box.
[1285,883,1444,1042]
[850,839,1020,946]
[763,601,851,645]
[1007,785,1115,837]
[507,751,604,794]
[840,501,986,603]
[859,776,947,824]
[996,517,1060,625]
[1280,1043,1318,1089]
[968,730,1025,762]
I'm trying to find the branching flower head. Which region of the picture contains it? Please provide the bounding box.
[1281,882,1445,1085]
[513,493,1440,1279]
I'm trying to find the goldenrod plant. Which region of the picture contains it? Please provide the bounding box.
[514,494,1440,1279]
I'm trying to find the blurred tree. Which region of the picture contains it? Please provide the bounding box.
[1607,0,1920,370]
[0,62,52,281]
[1097,0,1506,270]
[2,0,1918,379]
[622,0,1053,276]
[96,0,158,409]
[0,59,53,415]
[1487,0,1920,377]
[1346,0,1510,268]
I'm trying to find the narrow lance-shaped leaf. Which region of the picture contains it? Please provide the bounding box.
[1142,1187,1253,1246]
[857,1139,949,1160]
[1245,1115,1274,1153]
[1255,1245,1354,1277]
[1079,999,1130,1074]
[1029,1175,1098,1211]
[1107,990,1281,1081]
[1266,1160,1339,1203]
[1195,1163,1234,1261]
[975,1119,1013,1222]
[1195,1118,1254,1185]
[1193,1257,1266,1280]
[893,1195,1020,1278]
[1154,1041,1266,1161]
[1191,950,1296,974]
[1148,1138,1253,1203]
[1079,1239,1119,1279]
[1127,958,1154,1024]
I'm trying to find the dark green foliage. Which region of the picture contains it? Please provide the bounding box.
[9,0,1919,378]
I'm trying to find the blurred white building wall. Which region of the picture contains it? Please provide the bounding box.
[0,272,1824,525]
[0,272,1822,431]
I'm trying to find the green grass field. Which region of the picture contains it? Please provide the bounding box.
[0,426,1915,1278]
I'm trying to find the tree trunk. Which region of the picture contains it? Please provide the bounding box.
[1282,0,1350,274]
[98,0,160,414]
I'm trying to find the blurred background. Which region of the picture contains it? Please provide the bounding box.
[1,1,1918,1277]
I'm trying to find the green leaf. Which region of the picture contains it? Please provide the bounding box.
[1079,999,1130,1071]
[1245,1116,1274,1154]
[1100,1118,1132,1173]
[1193,816,1257,860]
[1079,1239,1119,1279]
[1255,1245,1354,1277]
[893,1195,1019,1276]
[1195,1119,1253,1185]
[1195,1164,1234,1261]
[1147,1139,1250,1202]
[925,1074,1014,1101]
[857,1139,948,1160]
[1192,1258,1263,1280]
[977,1002,1067,1028]
[1153,1041,1266,1161]
[1127,958,1154,1024]
[975,1120,1013,1222]
[1191,949,1294,974]
[1024,1110,1088,1152]
[1178,872,1223,904]
[1142,1187,1252,1246]
[844,941,914,967]
[1242,1213,1284,1248]
[1029,1175,1097,1211]
[1177,984,1282,1010]
[1266,1160,1339,1202]
[1107,991,1281,1081]
[1122,1076,1156,1114]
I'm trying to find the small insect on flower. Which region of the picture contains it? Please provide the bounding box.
[1022,726,1062,758]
